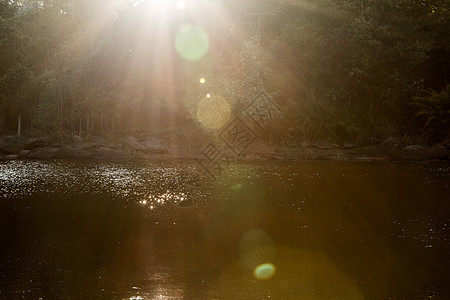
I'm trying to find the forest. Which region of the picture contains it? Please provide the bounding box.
[1,0,449,146]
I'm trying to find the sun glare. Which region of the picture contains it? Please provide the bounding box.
[176,1,186,10]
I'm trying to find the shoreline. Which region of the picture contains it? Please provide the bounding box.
[1,134,449,162]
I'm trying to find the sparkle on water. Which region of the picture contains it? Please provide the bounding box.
[0,160,204,209]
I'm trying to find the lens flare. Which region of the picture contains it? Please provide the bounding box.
[254,263,276,280]
[196,95,231,129]
[200,77,206,84]
[175,25,209,61]
[240,229,276,271]
[231,183,242,190]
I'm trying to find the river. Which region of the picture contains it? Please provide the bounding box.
[0,160,449,299]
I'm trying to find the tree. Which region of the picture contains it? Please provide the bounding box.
[0,0,448,144]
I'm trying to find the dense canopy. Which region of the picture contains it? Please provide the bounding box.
[1,0,449,144]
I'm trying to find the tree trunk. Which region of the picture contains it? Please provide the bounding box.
[86,112,90,135]
[0,108,5,130]
[111,115,115,133]
[29,108,34,130]
[57,101,60,128]
[59,89,63,128]
[60,98,63,128]
[79,116,82,137]
[100,111,104,134]
[17,113,21,137]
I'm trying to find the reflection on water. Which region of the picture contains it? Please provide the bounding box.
[0,160,449,299]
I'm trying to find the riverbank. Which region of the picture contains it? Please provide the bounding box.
[1,134,449,162]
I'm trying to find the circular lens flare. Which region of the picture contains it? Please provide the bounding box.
[231,183,242,190]
[196,95,231,129]
[254,263,276,280]
[175,25,209,61]
[200,77,206,84]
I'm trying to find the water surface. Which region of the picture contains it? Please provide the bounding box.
[0,160,449,299]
